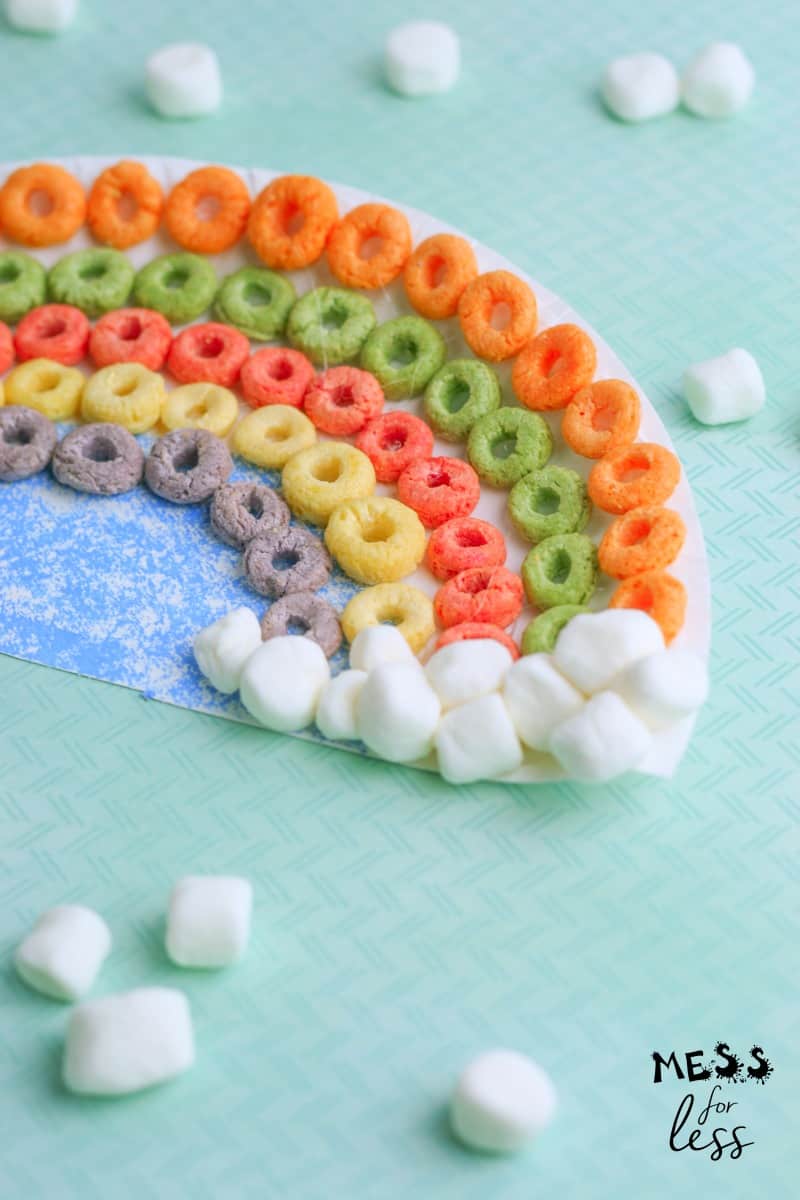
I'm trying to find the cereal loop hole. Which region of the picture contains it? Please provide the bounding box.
[118,316,143,341]
[389,335,417,367]
[173,445,199,472]
[444,376,470,413]
[312,458,342,483]
[489,301,511,331]
[272,549,300,571]
[620,517,652,546]
[27,189,54,217]
[195,194,221,222]
[361,516,393,544]
[547,548,572,584]
[490,433,517,460]
[84,435,119,464]
[358,234,384,262]
[535,486,560,515]
[243,282,273,308]
[0,262,20,284]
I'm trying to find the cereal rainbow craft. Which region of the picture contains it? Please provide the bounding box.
[0,156,710,785]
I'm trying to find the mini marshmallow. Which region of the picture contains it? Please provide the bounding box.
[553,610,664,695]
[385,20,460,97]
[356,661,440,763]
[349,624,414,673]
[502,654,584,751]
[425,639,513,712]
[435,693,523,784]
[194,607,262,695]
[683,348,765,425]
[5,0,77,33]
[315,669,367,741]
[145,42,222,119]
[63,987,194,1096]
[239,635,330,732]
[682,42,754,118]
[611,647,709,729]
[166,875,252,968]
[549,691,652,782]
[451,1049,557,1154]
[15,905,111,1002]
[602,52,679,122]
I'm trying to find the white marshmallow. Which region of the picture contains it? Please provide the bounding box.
[5,0,77,33]
[683,348,764,425]
[451,1049,557,1153]
[549,691,652,782]
[502,654,584,751]
[15,905,111,1002]
[63,987,194,1096]
[239,635,329,732]
[682,42,754,118]
[315,669,367,741]
[166,875,252,968]
[356,661,440,763]
[193,607,262,695]
[435,693,523,784]
[145,42,222,119]
[611,648,709,729]
[348,624,414,673]
[425,640,513,711]
[553,610,664,695]
[602,52,679,122]
[385,20,460,97]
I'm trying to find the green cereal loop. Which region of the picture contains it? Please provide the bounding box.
[0,251,47,323]
[423,358,501,441]
[360,315,447,400]
[133,253,218,325]
[522,534,598,610]
[521,605,586,655]
[215,266,296,341]
[287,287,376,365]
[509,465,591,543]
[48,248,135,318]
[468,407,553,488]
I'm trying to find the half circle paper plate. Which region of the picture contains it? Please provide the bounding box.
[0,156,711,783]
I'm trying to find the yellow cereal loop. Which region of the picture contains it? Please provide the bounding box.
[281,441,375,527]
[162,382,239,436]
[325,496,426,584]
[5,358,84,421]
[82,363,164,433]
[341,583,435,654]
[232,404,316,470]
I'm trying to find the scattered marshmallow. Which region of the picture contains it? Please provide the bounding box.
[315,669,367,741]
[166,875,252,969]
[193,607,262,695]
[682,42,754,118]
[554,610,664,695]
[385,20,460,97]
[601,52,679,122]
[356,661,440,763]
[549,691,652,782]
[5,0,77,34]
[349,624,414,673]
[63,987,194,1096]
[502,654,584,751]
[435,693,523,784]
[145,42,222,119]
[14,905,111,1002]
[611,647,709,729]
[425,639,513,712]
[683,348,765,425]
[450,1049,557,1153]
[239,635,329,732]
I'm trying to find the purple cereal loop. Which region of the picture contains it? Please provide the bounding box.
[260,591,342,657]
[144,427,233,504]
[0,405,57,482]
[243,525,331,598]
[209,481,290,549]
[51,422,144,495]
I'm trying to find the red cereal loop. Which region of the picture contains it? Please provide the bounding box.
[14,304,89,365]
[435,622,520,660]
[89,308,173,371]
[167,322,250,388]
[609,570,687,644]
[512,323,597,411]
[240,347,315,409]
[355,410,434,483]
[434,566,524,629]
[0,322,14,374]
[397,455,481,528]
[303,365,383,436]
[425,517,506,581]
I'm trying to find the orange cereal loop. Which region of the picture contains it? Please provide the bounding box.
[326,203,412,290]
[0,163,85,247]
[457,270,537,362]
[562,378,641,459]
[87,160,164,249]
[598,506,686,579]
[248,175,339,270]
[609,570,687,644]
[165,166,250,255]
[512,323,597,411]
[403,233,477,319]
[587,442,681,515]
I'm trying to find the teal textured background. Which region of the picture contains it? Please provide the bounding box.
[0,2,797,1196]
